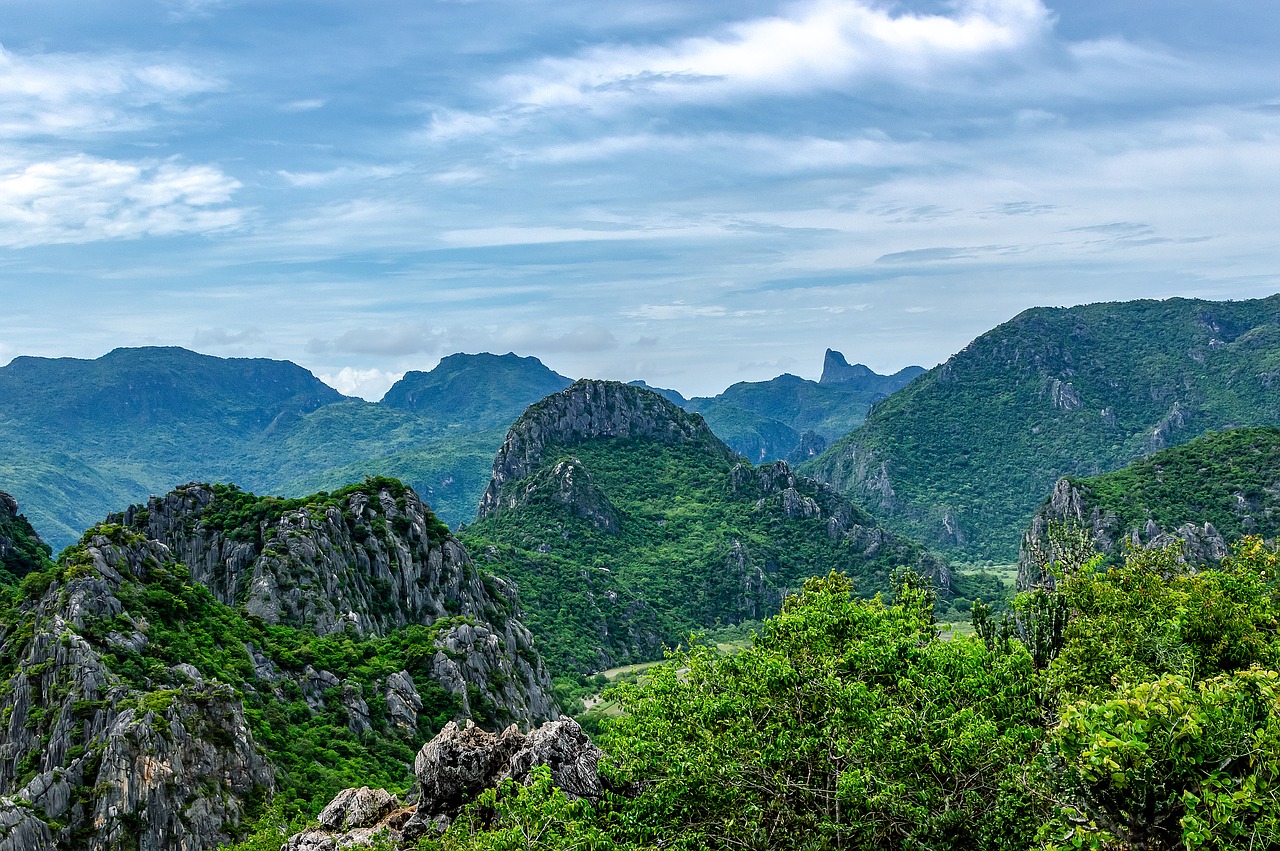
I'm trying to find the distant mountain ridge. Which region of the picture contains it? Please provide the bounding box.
[381,352,573,431]
[685,351,924,463]
[2,346,913,551]
[0,349,571,548]
[806,295,1280,561]
[820,349,926,390]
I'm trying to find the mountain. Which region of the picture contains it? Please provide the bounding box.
[1,345,920,552]
[0,350,569,549]
[685,353,923,463]
[462,380,953,674]
[626,380,687,406]
[0,477,556,849]
[1018,427,1280,588]
[381,352,572,431]
[0,347,353,546]
[820,349,927,390]
[806,295,1280,562]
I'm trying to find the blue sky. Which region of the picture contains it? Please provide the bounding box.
[1,0,1277,398]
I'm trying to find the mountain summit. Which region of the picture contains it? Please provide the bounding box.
[381,352,572,431]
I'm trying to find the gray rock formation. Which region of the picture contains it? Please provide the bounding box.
[1018,477,1232,590]
[479,379,733,519]
[285,785,414,851]
[0,796,55,851]
[404,717,603,836]
[111,482,558,729]
[122,484,490,637]
[504,458,620,533]
[730,461,952,593]
[0,530,274,851]
[0,481,561,851]
[286,718,605,850]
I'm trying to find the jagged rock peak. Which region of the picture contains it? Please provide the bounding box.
[478,380,734,519]
[115,480,485,638]
[108,480,560,726]
[819,349,876,384]
[0,527,275,851]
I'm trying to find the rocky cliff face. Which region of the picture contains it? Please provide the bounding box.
[479,379,733,519]
[1018,477,1231,590]
[122,483,496,637]
[110,481,558,726]
[0,481,560,850]
[0,491,51,581]
[0,528,274,851]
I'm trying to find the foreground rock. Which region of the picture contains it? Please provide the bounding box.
[288,718,605,850]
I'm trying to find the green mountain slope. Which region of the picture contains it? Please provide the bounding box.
[461,380,952,674]
[1019,427,1280,584]
[806,295,1280,561]
[381,352,572,430]
[0,350,573,549]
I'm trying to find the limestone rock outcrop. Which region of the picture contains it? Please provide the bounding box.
[286,718,605,850]
[0,529,274,851]
[1018,477,1234,590]
[479,379,733,519]
[110,482,558,728]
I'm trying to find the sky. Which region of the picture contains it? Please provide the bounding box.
[1,0,1278,399]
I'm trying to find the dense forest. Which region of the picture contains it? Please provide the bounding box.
[233,530,1280,851]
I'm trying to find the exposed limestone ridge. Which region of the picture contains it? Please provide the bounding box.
[113,481,559,727]
[123,482,488,637]
[729,460,952,593]
[0,528,274,851]
[1018,476,1231,591]
[478,379,733,519]
[507,457,621,533]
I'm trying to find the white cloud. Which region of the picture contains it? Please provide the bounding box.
[0,45,221,137]
[278,165,404,188]
[317,367,402,401]
[499,0,1052,110]
[280,98,326,112]
[626,303,729,320]
[0,155,242,247]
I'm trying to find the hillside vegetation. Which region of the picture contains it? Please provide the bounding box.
[236,536,1280,851]
[807,295,1280,561]
[462,380,978,675]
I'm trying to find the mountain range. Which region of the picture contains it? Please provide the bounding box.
[0,346,909,552]
[806,295,1280,561]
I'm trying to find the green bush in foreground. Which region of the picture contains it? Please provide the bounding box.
[231,537,1280,851]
